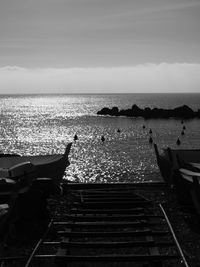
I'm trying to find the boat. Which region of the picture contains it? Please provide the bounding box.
[174,168,200,215]
[0,195,17,242]
[0,163,33,242]
[0,143,73,185]
[154,143,200,184]
[0,144,72,223]
[154,143,200,212]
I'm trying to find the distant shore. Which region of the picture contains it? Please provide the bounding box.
[97,104,200,119]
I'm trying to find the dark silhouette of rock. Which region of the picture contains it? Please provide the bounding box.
[183,125,186,130]
[131,104,143,116]
[181,130,185,135]
[97,106,119,116]
[173,105,194,118]
[97,107,110,115]
[97,105,198,119]
[144,107,151,113]
[117,129,121,133]
[120,108,133,117]
[149,129,152,134]
[142,125,146,129]
[111,107,119,116]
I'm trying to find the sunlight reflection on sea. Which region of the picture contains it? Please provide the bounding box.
[0,94,200,183]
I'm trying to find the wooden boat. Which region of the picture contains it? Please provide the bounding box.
[154,143,200,184]
[0,144,72,223]
[175,168,200,215]
[0,162,35,242]
[0,143,72,184]
[0,194,17,242]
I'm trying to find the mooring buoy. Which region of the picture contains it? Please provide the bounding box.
[176,138,181,146]
[101,136,105,142]
[149,137,153,144]
[74,134,78,141]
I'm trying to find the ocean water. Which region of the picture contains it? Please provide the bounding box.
[0,93,200,183]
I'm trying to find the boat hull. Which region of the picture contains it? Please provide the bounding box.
[34,155,70,182]
[154,144,200,184]
[0,143,72,184]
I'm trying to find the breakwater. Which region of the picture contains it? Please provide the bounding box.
[97,104,200,119]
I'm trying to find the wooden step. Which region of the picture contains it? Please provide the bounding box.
[69,207,145,214]
[73,201,151,208]
[57,230,169,237]
[54,253,179,263]
[59,214,163,221]
[60,240,174,248]
[81,197,143,202]
[80,193,139,197]
[54,220,163,228]
[71,193,139,197]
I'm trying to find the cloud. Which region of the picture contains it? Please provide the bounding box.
[0,63,200,93]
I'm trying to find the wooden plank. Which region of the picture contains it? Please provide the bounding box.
[81,193,141,197]
[43,241,59,245]
[81,197,143,202]
[73,201,151,208]
[80,193,140,196]
[60,240,175,248]
[63,182,166,191]
[57,230,169,237]
[55,221,162,228]
[59,214,163,221]
[54,254,179,263]
[80,192,138,196]
[69,207,145,214]
[76,200,150,204]
[70,192,138,196]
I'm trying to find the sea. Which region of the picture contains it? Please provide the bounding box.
[0,93,200,183]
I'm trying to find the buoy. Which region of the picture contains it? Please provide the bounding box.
[181,130,184,136]
[117,129,121,133]
[142,125,146,129]
[183,125,186,130]
[149,137,153,144]
[101,136,105,142]
[176,138,181,146]
[74,134,78,141]
[149,129,152,134]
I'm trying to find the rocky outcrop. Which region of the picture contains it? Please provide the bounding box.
[97,104,199,119]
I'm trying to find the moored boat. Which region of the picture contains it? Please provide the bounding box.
[0,143,72,184]
[0,144,72,225]
[154,143,200,184]
[175,168,200,215]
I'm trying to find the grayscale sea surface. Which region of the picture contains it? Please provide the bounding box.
[0,93,200,183]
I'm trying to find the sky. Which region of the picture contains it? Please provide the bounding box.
[0,0,200,93]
